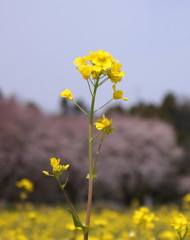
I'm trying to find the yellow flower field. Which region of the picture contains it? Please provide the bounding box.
[0,202,190,240]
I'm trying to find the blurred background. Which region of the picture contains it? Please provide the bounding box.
[0,0,190,205]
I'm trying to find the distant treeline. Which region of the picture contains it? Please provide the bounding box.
[107,93,190,176]
[0,90,190,204]
[127,93,190,147]
[60,92,190,147]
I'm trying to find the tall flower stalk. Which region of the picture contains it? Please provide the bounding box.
[85,75,100,240]
[43,50,128,240]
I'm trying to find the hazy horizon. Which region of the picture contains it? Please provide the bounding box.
[0,0,190,113]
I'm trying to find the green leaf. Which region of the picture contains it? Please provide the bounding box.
[67,208,90,233]
[86,174,97,180]
[104,127,114,135]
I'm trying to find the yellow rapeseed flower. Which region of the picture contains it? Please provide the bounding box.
[50,157,60,167]
[133,207,158,229]
[171,213,189,236]
[73,50,125,83]
[78,65,93,79]
[43,157,69,177]
[94,115,112,130]
[183,193,190,203]
[28,212,37,220]
[112,84,128,101]
[108,62,125,83]
[182,193,190,208]
[42,171,49,176]
[16,179,34,193]
[159,230,177,240]
[60,89,73,100]
[88,50,114,72]
[93,219,108,227]
[73,57,87,66]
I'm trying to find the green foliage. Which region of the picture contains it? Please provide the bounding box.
[67,208,90,233]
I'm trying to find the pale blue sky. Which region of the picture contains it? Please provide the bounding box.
[0,0,190,113]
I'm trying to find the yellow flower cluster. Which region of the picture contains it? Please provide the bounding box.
[94,115,114,135]
[73,50,125,82]
[171,213,189,237]
[112,84,128,101]
[43,157,69,177]
[159,230,177,240]
[60,89,73,101]
[182,193,190,208]
[74,50,127,100]
[16,178,34,200]
[1,203,190,240]
[16,179,34,193]
[60,50,128,102]
[133,207,158,229]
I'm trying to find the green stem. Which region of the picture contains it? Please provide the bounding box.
[98,77,109,87]
[182,227,188,240]
[84,77,100,240]
[177,231,183,240]
[89,78,95,86]
[56,177,81,223]
[92,131,102,141]
[73,100,89,116]
[87,79,93,96]
[94,99,113,113]
[93,133,105,174]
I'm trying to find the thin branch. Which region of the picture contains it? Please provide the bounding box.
[94,99,113,113]
[89,78,95,86]
[98,77,109,87]
[92,131,102,141]
[56,177,81,222]
[93,133,105,173]
[87,79,93,96]
[73,100,89,117]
